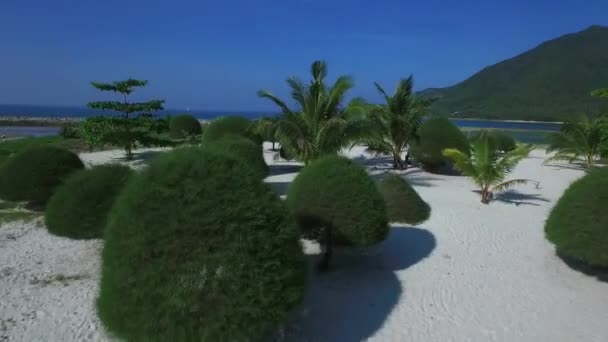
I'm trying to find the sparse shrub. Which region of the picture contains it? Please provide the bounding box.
[169,114,202,139]
[45,165,133,239]
[545,167,608,268]
[80,116,114,151]
[98,147,305,341]
[379,174,430,224]
[287,155,388,269]
[0,146,84,203]
[59,123,80,139]
[410,117,470,172]
[205,135,268,178]
[201,116,261,145]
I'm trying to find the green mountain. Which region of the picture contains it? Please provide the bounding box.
[427,25,608,121]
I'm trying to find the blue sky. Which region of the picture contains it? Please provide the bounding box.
[1,0,607,112]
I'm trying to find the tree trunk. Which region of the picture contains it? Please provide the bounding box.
[272,141,275,151]
[481,187,492,204]
[318,227,333,271]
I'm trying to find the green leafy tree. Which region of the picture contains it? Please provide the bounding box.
[363,76,433,169]
[258,60,368,164]
[251,117,279,150]
[443,132,535,204]
[88,79,164,160]
[544,115,608,168]
[591,88,608,98]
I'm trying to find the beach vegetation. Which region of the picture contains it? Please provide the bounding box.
[45,165,133,239]
[258,60,368,164]
[409,117,470,172]
[204,135,268,178]
[443,131,534,203]
[201,115,261,145]
[378,174,431,224]
[362,76,434,169]
[545,167,608,268]
[98,147,305,341]
[169,114,202,139]
[251,116,279,150]
[88,79,166,160]
[469,130,517,152]
[0,146,84,203]
[544,115,608,168]
[287,155,388,270]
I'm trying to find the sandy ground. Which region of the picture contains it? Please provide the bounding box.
[1,144,607,341]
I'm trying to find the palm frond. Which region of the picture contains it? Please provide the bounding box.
[257,90,291,114]
[493,179,531,192]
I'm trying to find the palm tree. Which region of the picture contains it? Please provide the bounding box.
[443,132,535,204]
[257,60,367,164]
[250,116,279,150]
[544,115,608,169]
[363,76,433,169]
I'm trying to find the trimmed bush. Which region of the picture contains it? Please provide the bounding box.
[287,155,388,269]
[169,114,202,139]
[469,130,517,152]
[45,165,133,239]
[205,135,268,178]
[545,167,608,268]
[0,146,84,203]
[98,147,305,341]
[410,117,470,172]
[379,174,431,225]
[201,116,262,145]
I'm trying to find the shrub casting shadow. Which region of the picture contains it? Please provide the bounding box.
[370,170,442,188]
[283,226,436,341]
[556,251,608,283]
[492,190,550,206]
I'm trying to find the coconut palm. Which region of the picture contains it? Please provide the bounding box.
[443,132,535,204]
[544,115,608,169]
[363,76,433,169]
[257,60,367,164]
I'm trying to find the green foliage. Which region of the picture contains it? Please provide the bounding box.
[469,130,517,152]
[410,117,471,172]
[0,146,84,203]
[98,148,305,341]
[88,78,165,160]
[45,165,133,239]
[443,131,534,203]
[428,25,608,121]
[378,174,431,224]
[251,117,279,149]
[59,123,80,139]
[169,114,202,139]
[205,135,268,178]
[545,167,608,267]
[201,115,261,145]
[287,155,388,269]
[0,136,87,165]
[363,76,433,169]
[545,115,608,168]
[80,116,114,151]
[591,88,608,98]
[258,60,369,164]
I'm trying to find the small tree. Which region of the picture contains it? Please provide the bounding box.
[544,115,608,168]
[251,117,278,150]
[88,79,164,160]
[443,132,534,204]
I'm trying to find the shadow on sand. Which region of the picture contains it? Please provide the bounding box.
[556,251,608,283]
[492,190,550,206]
[369,168,443,188]
[282,226,436,341]
[269,164,302,177]
[111,149,166,168]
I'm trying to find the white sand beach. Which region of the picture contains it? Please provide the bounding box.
[1,145,607,341]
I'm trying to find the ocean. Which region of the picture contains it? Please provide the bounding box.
[0,104,560,143]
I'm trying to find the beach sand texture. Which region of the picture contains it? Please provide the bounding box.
[1,145,607,341]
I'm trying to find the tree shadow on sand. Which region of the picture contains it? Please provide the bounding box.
[556,251,608,283]
[369,169,442,188]
[110,149,166,169]
[491,190,550,206]
[281,226,436,341]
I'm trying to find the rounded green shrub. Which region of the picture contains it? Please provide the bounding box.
[98,147,305,341]
[45,165,133,239]
[169,114,202,139]
[201,115,261,145]
[287,155,388,250]
[545,167,608,268]
[0,146,84,203]
[469,130,517,152]
[379,174,431,225]
[205,135,268,178]
[410,117,470,172]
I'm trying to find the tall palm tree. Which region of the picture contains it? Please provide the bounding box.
[443,132,534,204]
[257,60,367,164]
[544,115,608,169]
[363,76,433,169]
